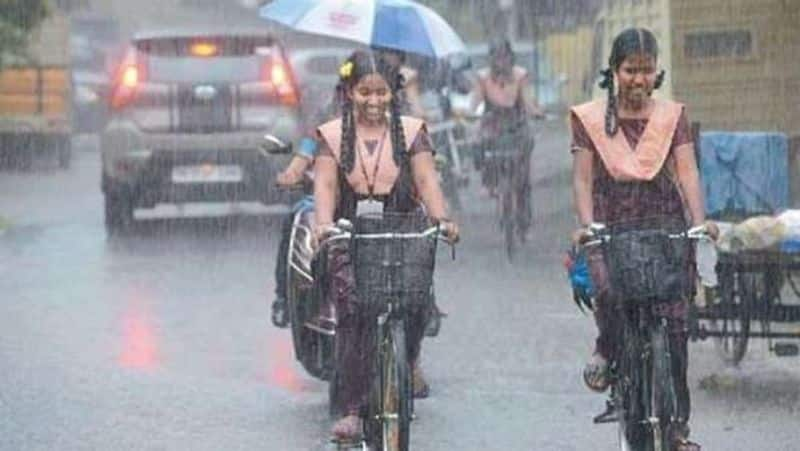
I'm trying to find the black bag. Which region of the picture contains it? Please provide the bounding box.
[604,223,693,302]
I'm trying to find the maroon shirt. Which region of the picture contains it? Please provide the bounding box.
[570,110,693,224]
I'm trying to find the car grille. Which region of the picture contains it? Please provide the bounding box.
[176,84,233,133]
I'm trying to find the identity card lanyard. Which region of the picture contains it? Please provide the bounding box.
[356,127,389,199]
[355,127,389,216]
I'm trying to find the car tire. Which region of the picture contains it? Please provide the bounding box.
[104,186,134,236]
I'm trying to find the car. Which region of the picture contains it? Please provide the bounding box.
[288,46,355,119]
[70,12,123,134]
[100,27,302,234]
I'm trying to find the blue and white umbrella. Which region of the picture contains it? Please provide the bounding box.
[260,0,466,58]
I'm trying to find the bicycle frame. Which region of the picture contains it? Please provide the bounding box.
[323,221,451,451]
[612,304,676,451]
[584,224,708,450]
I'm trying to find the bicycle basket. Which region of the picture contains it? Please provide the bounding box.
[352,212,438,306]
[603,219,693,303]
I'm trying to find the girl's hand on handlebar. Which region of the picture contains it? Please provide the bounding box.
[439,219,460,244]
[313,223,338,243]
[571,227,593,246]
[276,169,302,187]
[699,220,720,241]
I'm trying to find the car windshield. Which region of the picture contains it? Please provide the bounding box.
[136,36,276,83]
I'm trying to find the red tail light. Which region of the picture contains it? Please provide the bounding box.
[121,66,139,88]
[111,52,145,110]
[264,58,299,106]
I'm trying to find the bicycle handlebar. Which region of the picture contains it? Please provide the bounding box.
[580,223,711,249]
[318,222,457,258]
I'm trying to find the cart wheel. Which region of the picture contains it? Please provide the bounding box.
[710,268,753,366]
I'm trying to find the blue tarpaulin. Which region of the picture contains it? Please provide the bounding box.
[699,131,789,218]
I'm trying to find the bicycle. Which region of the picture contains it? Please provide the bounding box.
[581,222,709,451]
[427,119,467,213]
[481,118,538,262]
[323,212,454,451]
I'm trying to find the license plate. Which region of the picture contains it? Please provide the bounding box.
[171,164,243,184]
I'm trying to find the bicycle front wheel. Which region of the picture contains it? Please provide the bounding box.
[650,324,678,451]
[502,184,515,262]
[380,318,412,451]
[617,321,645,450]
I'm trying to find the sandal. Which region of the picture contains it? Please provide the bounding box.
[672,422,701,451]
[424,303,446,337]
[674,439,701,451]
[412,365,430,399]
[583,353,610,393]
[331,414,362,442]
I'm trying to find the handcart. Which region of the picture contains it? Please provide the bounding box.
[690,245,800,366]
[688,130,800,365]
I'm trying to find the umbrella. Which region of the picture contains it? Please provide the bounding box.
[259,0,466,58]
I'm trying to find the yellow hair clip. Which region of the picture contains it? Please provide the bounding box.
[339,61,354,79]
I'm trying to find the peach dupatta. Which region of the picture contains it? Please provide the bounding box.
[570,99,684,182]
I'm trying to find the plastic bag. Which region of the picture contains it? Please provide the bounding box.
[717,215,786,252]
[564,248,594,312]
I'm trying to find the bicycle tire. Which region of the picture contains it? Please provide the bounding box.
[650,324,677,451]
[618,319,646,451]
[617,420,633,451]
[503,185,515,262]
[379,318,411,451]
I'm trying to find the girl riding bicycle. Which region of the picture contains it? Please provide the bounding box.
[570,28,717,451]
[471,38,544,234]
[313,50,458,442]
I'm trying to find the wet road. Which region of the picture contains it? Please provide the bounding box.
[0,130,798,450]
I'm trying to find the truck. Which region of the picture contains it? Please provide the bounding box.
[0,6,72,169]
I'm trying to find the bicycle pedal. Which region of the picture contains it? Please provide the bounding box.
[593,410,619,424]
[329,438,366,450]
[592,401,619,424]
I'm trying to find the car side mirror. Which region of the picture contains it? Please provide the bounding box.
[260,134,292,154]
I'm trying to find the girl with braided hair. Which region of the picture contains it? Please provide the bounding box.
[313,50,458,441]
[570,28,717,451]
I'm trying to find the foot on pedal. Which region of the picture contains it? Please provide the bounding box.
[592,399,618,424]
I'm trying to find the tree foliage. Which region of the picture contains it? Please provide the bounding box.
[0,0,49,67]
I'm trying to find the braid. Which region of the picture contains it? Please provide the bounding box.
[654,70,665,90]
[339,87,356,173]
[599,68,618,136]
[389,71,407,167]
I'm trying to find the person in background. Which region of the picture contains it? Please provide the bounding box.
[270,95,339,328]
[375,47,426,118]
[470,38,544,236]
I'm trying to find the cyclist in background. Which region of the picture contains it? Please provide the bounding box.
[471,38,544,235]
